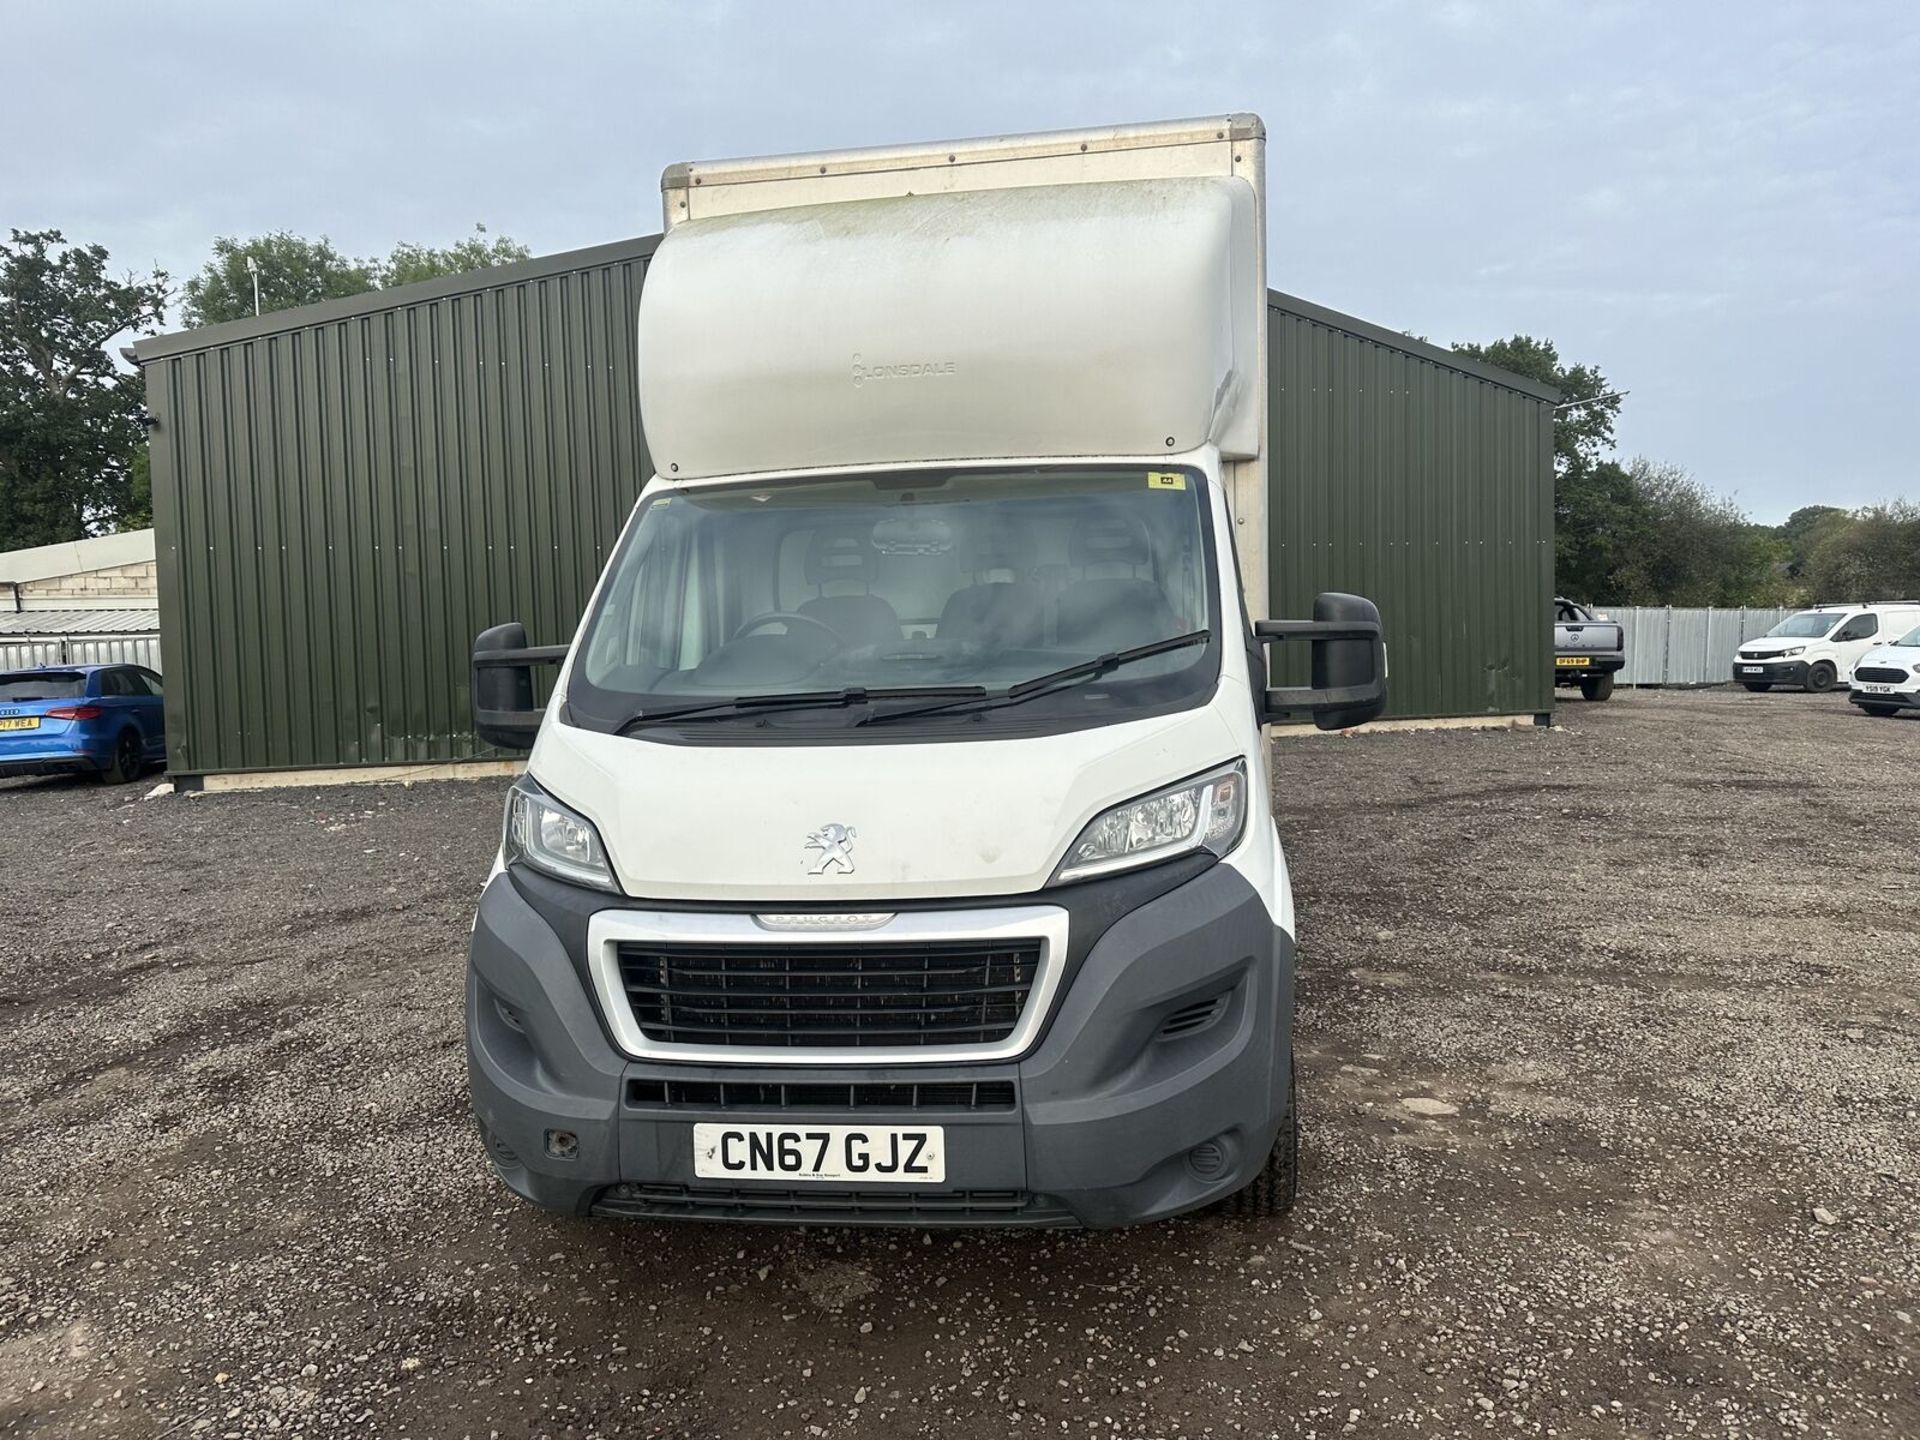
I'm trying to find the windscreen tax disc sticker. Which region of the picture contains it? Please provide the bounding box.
[1146,471,1187,490]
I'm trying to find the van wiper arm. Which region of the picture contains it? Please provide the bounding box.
[858,630,1212,726]
[615,684,986,735]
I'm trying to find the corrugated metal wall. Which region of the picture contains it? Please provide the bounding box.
[138,239,1554,776]
[138,240,655,775]
[0,636,164,671]
[1268,295,1556,720]
[1605,606,1796,686]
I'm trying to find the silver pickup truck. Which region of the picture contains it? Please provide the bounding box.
[1554,598,1626,701]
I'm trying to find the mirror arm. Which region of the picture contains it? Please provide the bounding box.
[1254,619,1381,644]
[472,645,571,668]
[1263,679,1386,711]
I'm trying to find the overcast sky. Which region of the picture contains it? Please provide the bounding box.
[10,1,1915,522]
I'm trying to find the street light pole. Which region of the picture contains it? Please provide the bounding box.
[1552,390,1628,413]
[245,255,261,318]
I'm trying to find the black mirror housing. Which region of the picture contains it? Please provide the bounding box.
[1255,592,1388,731]
[471,622,568,751]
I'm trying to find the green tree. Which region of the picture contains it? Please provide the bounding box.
[1452,335,1625,599]
[0,229,167,548]
[383,224,530,288]
[1610,459,1787,606]
[1777,504,1846,580]
[180,226,533,327]
[121,446,153,531]
[180,232,380,327]
[1452,335,1619,477]
[1800,502,1920,604]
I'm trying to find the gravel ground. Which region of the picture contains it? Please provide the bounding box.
[1,687,1915,1439]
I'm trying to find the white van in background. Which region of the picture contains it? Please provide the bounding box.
[1848,623,1920,718]
[1733,602,1920,693]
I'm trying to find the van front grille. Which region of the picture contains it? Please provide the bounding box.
[1853,666,1909,684]
[614,939,1042,1049]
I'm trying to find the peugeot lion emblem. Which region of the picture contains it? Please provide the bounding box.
[804,823,857,875]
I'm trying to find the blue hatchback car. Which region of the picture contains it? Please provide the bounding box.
[0,663,167,784]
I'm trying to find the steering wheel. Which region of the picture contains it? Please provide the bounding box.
[730,612,844,649]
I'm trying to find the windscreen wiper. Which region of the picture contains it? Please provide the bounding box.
[857,630,1212,727]
[614,684,987,735]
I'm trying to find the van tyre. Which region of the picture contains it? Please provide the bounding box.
[1742,682,1770,692]
[99,729,142,785]
[1580,673,1615,702]
[1806,662,1838,693]
[1221,1061,1298,1218]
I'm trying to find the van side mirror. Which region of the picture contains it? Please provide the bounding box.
[471,622,569,751]
[1255,592,1388,731]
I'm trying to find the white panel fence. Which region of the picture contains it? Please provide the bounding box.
[1597,606,1794,687]
[0,635,163,672]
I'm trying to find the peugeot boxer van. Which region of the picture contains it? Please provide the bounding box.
[1734,602,1920,693]
[462,118,1387,1229]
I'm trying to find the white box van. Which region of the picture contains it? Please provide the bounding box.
[1848,620,1920,717]
[1733,602,1920,693]
[462,117,1388,1229]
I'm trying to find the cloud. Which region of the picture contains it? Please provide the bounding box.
[5,0,1914,520]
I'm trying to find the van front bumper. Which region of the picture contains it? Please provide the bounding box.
[1849,687,1920,711]
[1733,659,1809,686]
[466,861,1291,1229]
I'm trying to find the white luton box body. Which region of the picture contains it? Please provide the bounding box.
[463,116,1387,1229]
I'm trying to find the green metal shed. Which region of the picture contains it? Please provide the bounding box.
[134,236,1555,780]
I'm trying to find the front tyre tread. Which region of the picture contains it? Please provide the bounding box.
[1221,1062,1299,1218]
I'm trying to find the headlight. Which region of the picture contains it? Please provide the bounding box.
[503,778,619,892]
[1052,760,1247,885]
[1781,646,1805,657]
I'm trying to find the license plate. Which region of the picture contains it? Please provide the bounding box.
[1858,683,1896,695]
[1555,656,1589,668]
[0,716,39,731]
[1739,666,1764,674]
[692,1123,945,1183]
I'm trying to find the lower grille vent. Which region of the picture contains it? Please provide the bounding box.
[625,1079,1016,1111]
[593,1183,1073,1226]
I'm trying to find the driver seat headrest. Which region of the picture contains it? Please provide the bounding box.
[805,527,877,590]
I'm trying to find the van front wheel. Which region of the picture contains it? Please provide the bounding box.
[1806,662,1838,693]
[1221,1062,1298,1218]
[1742,683,1770,693]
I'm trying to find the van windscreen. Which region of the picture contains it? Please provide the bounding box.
[1765,612,1842,639]
[569,466,1220,735]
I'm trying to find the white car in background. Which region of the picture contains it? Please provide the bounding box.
[1733,602,1920,693]
[1848,624,1920,718]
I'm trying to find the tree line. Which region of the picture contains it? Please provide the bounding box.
[2,229,1912,607]
[1453,337,1916,608]
[1,226,528,549]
